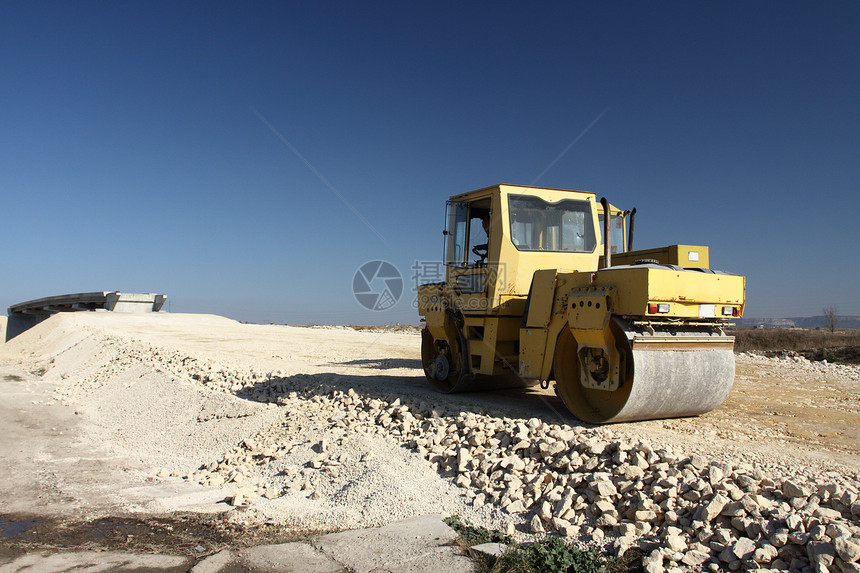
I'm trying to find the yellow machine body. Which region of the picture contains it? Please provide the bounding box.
[418,184,746,423]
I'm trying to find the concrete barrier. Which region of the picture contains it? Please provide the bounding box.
[105,292,167,313]
[5,312,47,342]
[6,292,166,341]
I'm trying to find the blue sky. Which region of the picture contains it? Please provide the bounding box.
[2,1,858,325]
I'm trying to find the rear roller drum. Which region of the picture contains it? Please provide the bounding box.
[421,327,472,393]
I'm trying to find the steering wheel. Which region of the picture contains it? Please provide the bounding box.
[472,243,488,263]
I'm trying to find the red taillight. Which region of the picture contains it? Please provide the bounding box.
[722,306,740,317]
[648,303,669,314]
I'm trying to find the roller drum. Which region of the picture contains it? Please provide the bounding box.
[612,342,734,422]
[555,318,735,423]
[422,328,534,393]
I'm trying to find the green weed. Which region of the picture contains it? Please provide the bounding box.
[444,517,625,573]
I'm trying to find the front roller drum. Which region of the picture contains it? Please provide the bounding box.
[554,318,735,423]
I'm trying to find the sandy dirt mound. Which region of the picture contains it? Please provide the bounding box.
[0,313,496,532]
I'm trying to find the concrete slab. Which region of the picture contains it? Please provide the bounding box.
[235,542,346,573]
[0,515,478,573]
[313,514,478,573]
[0,550,190,573]
[189,550,236,573]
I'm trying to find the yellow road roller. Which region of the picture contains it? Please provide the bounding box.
[417,184,745,423]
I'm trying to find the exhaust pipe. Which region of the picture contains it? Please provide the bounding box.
[627,207,636,252]
[600,197,611,268]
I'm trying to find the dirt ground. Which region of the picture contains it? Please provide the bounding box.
[1,313,858,562]
[514,354,860,476]
[692,357,860,463]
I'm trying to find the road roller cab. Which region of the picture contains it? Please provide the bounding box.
[417,184,745,423]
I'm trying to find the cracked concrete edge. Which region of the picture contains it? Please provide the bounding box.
[50,514,477,573]
[311,514,478,573]
[0,551,190,573]
[189,549,236,573]
[194,514,478,573]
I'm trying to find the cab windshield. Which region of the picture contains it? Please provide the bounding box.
[508,194,596,252]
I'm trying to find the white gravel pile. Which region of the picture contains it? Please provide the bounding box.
[739,351,860,383]
[10,318,860,573]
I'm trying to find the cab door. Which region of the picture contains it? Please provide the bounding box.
[444,200,494,303]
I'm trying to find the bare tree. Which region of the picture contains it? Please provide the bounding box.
[823,305,839,333]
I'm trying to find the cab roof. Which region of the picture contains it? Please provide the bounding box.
[448,183,598,202]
